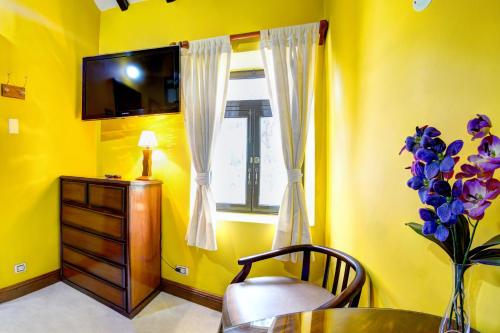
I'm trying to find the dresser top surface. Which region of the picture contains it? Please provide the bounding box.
[61,176,162,186]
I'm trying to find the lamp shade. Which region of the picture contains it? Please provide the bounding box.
[138,130,158,148]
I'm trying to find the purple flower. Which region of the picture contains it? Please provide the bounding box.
[424,161,440,179]
[461,178,500,220]
[406,161,436,203]
[430,180,464,225]
[424,127,441,137]
[420,209,438,234]
[415,148,437,162]
[400,126,441,155]
[430,138,446,153]
[445,140,464,157]
[468,135,500,172]
[434,225,450,242]
[440,140,463,173]
[403,115,499,250]
[425,194,447,207]
[419,208,449,241]
[407,161,425,189]
[467,114,492,140]
[414,140,463,178]
[456,163,494,181]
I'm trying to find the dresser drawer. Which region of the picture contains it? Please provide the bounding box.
[61,204,125,240]
[63,264,126,308]
[63,246,125,288]
[62,226,125,265]
[89,185,125,213]
[61,181,87,205]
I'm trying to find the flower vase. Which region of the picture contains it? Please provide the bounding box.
[439,263,474,333]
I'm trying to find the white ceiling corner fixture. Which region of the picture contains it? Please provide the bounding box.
[413,0,432,12]
[93,0,175,12]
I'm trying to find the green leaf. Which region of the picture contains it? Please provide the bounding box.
[406,222,453,259]
[470,248,500,266]
[469,234,500,257]
[451,215,471,263]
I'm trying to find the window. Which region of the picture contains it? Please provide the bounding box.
[190,50,315,224]
[212,70,287,214]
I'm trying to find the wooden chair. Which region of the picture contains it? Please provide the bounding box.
[221,244,366,330]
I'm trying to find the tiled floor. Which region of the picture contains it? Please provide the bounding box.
[0,282,221,333]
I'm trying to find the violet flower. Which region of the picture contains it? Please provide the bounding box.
[461,178,500,220]
[401,126,441,154]
[468,135,500,172]
[415,140,463,178]
[406,161,436,203]
[417,180,464,241]
[467,114,492,140]
[456,163,494,181]
[402,114,500,267]
[419,208,449,241]
[433,180,464,225]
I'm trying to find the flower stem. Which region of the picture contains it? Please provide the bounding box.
[459,283,465,333]
[462,220,480,266]
[466,216,474,228]
[451,227,457,263]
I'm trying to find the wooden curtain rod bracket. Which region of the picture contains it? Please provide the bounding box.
[319,20,329,46]
[230,31,260,42]
[177,20,329,49]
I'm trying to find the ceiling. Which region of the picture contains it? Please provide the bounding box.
[93,0,146,11]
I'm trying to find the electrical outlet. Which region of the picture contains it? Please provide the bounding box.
[14,263,26,274]
[175,265,189,276]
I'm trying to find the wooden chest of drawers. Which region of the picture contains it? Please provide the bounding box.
[60,176,162,318]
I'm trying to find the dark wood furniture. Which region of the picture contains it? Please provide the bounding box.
[224,308,480,333]
[221,245,366,329]
[59,176,162,318]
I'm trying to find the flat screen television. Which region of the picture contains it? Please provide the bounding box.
[82,46,180,120]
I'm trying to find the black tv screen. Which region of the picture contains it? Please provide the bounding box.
[82,46,180,120]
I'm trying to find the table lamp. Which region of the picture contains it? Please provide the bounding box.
[137,130,158,180]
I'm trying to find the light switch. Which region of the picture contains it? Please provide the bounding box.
[8,118,19,134]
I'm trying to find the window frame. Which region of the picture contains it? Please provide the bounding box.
[215,70,280,215]
[215,99,279,214]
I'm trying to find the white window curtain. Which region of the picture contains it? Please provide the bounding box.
[182,36,232,251]
[260,22,320,261]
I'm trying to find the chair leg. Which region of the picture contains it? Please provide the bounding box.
[350,290,362,308]
[218,319,224,333]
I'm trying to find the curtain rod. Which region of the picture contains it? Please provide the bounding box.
[176,20,329,49]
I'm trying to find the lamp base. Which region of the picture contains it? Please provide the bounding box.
[139,148,153,180]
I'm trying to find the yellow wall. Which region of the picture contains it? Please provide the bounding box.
[0,0,100,288]
[2,1,497,331]
[324,0,500,332]
[98,0,326,296]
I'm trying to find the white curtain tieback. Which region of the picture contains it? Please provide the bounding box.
[287,169,303,183]
[196,172,211,186]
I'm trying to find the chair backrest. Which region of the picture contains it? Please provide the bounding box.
[233,244,366,308]
[290,245,366,308]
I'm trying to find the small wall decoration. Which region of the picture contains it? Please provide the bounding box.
[1,74,27,100]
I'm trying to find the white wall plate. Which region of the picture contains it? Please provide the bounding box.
[8,118,19,134]
[413,0,432,12]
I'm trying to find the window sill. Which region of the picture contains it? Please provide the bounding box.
[216,211,277,224]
